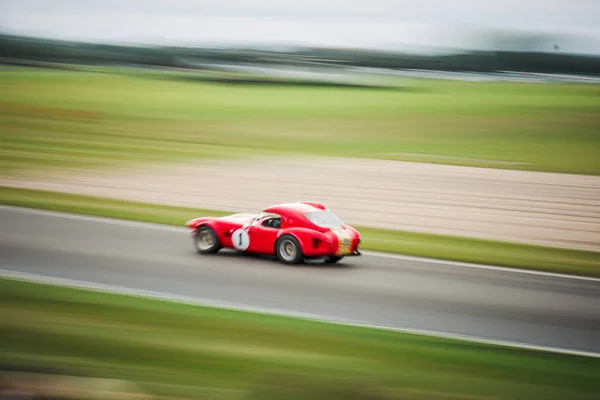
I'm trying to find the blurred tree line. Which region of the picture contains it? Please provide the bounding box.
[1,33,599,75]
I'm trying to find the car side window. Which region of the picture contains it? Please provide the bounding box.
[262,218,281,229]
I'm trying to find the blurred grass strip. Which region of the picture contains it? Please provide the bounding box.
[1,186,599,278]
[2,277,600,400]
[2,67,600,175]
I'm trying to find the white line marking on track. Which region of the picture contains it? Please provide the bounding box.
[358,250,600,282]
[2,204,599,282]
[1,269,599,359]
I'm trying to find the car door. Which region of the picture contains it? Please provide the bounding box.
[245,216,282,254]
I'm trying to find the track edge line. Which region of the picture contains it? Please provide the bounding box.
[1,204,598,282]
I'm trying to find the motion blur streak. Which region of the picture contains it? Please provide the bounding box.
[2,4,600,397]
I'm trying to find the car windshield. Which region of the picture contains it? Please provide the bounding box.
[305,211,344,228]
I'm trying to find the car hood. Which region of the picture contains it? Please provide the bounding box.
[217,213,259,225]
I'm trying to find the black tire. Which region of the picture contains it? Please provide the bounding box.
[275,235,304,265]
[324,256,343,264]
[194,226,221,254]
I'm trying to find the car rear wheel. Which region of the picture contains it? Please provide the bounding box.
[275,235,303,264]
[194,226,221,254]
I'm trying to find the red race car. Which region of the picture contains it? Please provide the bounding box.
[186,201,361,264]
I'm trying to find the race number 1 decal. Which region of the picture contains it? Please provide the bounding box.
[232,228,250,251]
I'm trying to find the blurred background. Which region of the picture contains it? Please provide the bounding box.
[2,0,600,83]
[1,1,600,399]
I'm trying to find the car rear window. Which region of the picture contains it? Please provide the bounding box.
[305,211,344,228]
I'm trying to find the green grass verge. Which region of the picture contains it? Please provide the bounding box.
[2,185,599,278]
[1,66,599,175]
[2,276,599,400]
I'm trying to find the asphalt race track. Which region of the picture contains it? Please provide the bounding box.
[1,206,599,355]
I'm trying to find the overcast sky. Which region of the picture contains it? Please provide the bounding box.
[2,0,599,53]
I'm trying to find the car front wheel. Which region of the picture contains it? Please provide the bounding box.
[275,235,303,264]
[194,226,221,254]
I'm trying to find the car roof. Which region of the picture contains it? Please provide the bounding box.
[262,201,327,218]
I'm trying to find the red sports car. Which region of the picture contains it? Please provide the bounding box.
[186,201,361,264]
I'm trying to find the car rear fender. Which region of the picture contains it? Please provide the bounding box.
[343,225,360,235]
[277,227,332,254]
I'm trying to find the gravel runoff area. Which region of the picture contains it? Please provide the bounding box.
[2,156,599,252]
